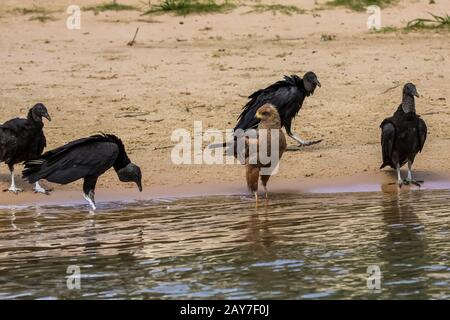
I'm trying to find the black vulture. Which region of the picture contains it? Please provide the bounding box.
[22,134,142,210]
[0,103,51,194]
[234,72,321,146]
[234,104,286,204]
[380,83,427,187]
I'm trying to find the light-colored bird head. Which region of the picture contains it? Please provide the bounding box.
[255,104,281,126]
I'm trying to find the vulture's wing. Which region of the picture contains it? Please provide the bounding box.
[417,117,427,152]
[0,127,18,163]
[380,119,396,169]
[0,118,27,133]
[1,117,46,159]
[234,76,301,131]
[23,135,119,184]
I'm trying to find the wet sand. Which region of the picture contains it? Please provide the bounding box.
[2,171,450,207]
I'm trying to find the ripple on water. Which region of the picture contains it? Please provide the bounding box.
[0,190,449,299]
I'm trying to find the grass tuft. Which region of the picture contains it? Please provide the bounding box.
[143,0,236,16]
[246,4,305,15]
[406,12,450,30]
[370,13,449,34]
[29,14,56,22]
[83,1,137,14]
[12,5,56,22]
[327,0,396,12]
[12,6,48,15]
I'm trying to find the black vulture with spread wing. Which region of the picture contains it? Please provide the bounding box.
[23,134,142,210]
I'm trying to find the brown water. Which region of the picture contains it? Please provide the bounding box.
[0,190,449,300]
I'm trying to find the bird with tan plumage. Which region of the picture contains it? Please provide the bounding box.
[232,104,286,205]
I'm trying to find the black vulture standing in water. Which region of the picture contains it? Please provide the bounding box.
[0,103,51,194]
[234,72,322,146]
[380,83,427,187]
[23,134,142,210]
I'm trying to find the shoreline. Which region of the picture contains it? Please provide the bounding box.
[0,1,449,209]
[1,171,450,208]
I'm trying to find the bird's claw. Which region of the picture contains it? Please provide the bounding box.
[3,187,23,194]
[299,139,323,147]
[403,179,423,187]
[33,187,53,195]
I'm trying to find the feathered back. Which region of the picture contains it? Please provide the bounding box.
[242,75,303,116]
[23,133,129,181]
[38,134,121,161]
[234,75,306,132]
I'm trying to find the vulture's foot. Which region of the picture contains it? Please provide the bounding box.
[3,186,23,194]
[33,185,52,195]
[299,139,323,147]
[83,191,97,211]
[390,178,404,188]
[404,179,423,187]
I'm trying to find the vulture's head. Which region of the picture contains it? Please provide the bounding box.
[303,71,321,94]
[117,163,143,192]
[403,83,420,98]
[30,103,51,122]
[256,104,281,126]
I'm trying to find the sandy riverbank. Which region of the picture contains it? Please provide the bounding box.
[0,0,449,206]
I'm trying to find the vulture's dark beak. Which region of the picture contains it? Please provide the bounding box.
[414,90,420,98]
[43,112,51,121]
[136,180,143,192]
[316,80,322,88]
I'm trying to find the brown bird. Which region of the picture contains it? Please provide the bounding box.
[235,104,286,204]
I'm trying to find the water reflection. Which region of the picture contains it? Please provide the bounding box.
[0,191,449,299]
[378,191,428,298]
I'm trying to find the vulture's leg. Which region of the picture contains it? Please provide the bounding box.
[396,163,403,188]
[285,120,322,147]
[83,191,96,211]
[4,165,22,194]
[83,176,98,211]
[33,181,51,195]
[404,159,423,187]
[289,132,322,146]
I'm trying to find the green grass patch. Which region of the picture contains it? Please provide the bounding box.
[143,0,236,16]
[406,12,450,30]
[246,4,305,15]
[83,1,138,14]
[370,13,449,34]
[327,0,396,11]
